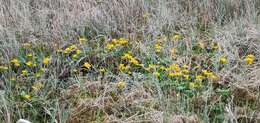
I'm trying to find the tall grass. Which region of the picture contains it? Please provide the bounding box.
[0,0,260,122]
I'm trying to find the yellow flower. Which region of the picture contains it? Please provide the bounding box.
[43,57,50,65]
[76,49,81,55]
[160,66,166,71]
[195,75,204,81]
[79,37,87,44]
[182,69,189,74]
[111,39,118,44]
[182,64,189,69]
[21,70,28,76]
[153,72,160,77]
[106,43,115,50]
[202,70,210,76]
[168,64,180,71]
[212,43,219,50]
[128,71,132,75]
[69,45,77,50]
[172,34,181,41]
[11,58,20,67]
[22,94,31,100]
[175,72,182,77]
[155,43,161,52]
[83,62,91,69]
[245,54,255,65]
[25,61,33,67]
[220,56,228,64]
[64,45,77,54]
[117,38,128,45]
[119,64,130,71]
[168,71,182,77]
[183,75,190,80]
[26,53,33,58]
[130,58,139,65]
[35,72,42,77]
[208,74,218,80]
[40,68,46,72]
[63,48,70,54]
[117,81,126,89]
[122,52,133,60]
[72,54,78,59]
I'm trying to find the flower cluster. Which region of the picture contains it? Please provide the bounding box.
[106,38,128,50]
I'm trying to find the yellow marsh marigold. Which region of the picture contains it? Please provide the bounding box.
[76,49,81,55]
[219,56,228,64]
[183,75,190,80]
[111,39,118,44]
[43,57,50,65]
[202,70,217,80]
[117,38,128,45]
[83,62,91,69]
[245,54,255,65]
[168,63,180,71]
[21,94,32,100]
[160,66,166,71]
[195,75,204,81]
[122,52,133,60]
[34,72,42,77]
[119,64,130,71]
[130,58,139,65]
[168,71,182,77]
[212,42,220,50]
[106,43,114,50]
[64,45,77,54]
[11,58,20,67]
[208,74,219,81]
[26,53,33,58]
[182,69,189,74]
[25,61,33,67]
[172,34,181,41]
[117,81,126,89]
[128,71,132,75]
[153,72,160,77]
[155,43,161,52]
[21,69,28,76]
[72,54,78,59]
[202,70,211,76]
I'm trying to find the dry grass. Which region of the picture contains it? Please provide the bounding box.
[0,0,260,123]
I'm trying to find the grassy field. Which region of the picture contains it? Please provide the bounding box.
[0,0,260,123]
